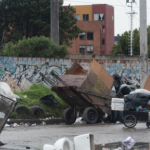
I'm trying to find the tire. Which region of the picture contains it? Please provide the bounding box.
[83,107,99,124]
[14,105,30,115]
[123,115,137,128]
[146,121,150,128]
[63,108,76,125]
[32,106,45,117]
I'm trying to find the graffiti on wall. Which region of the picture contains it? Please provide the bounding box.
[0,57,147,87]
[0,57,71,86]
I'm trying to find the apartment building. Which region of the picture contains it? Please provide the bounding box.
[68,4,114,55]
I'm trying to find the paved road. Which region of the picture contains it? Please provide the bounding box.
[0,123,150,150]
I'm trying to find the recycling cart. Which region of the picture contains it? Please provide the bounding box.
[40,60,115,125]
[123,108,150,128]
[112,90,150,128]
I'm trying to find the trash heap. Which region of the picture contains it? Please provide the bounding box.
[111,73,150,123]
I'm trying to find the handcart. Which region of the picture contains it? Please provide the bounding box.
[123,105,150,128]
[40,60,115,125]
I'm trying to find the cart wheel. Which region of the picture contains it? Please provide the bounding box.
[146,121,150,128]
[123,115,137,128]
[83,107,98,124]
[63,108,76,125]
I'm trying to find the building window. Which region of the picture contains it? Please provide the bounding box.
[102,26,105,33]
[83,14,89,21]
[76,14,80,21]
[87,31,93,40]
[80,45,86,54]
[79,32,86,40]
[87,45,94,53]
[102,38,105,45]
[94,14,105,23]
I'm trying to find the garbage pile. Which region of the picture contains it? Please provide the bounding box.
[110,73,150,123]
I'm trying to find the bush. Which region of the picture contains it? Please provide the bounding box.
[1,36,68,58]
[12,84,69,119]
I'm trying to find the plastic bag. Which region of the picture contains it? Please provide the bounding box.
[0,82,16,101]
[130,89,150,95]
[117,85,131,98]
[122,137,135,149]
[40,94,58,105]
[112,74,122,92]
[124,93,150,110]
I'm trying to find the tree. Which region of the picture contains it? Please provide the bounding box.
[1,36,68,57]
[111,27,150,57]
[0,0,82,47]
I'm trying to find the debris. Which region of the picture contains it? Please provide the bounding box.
[14,94,22,100]
[6,76,21,92]
[41,121,46,125]
[20,122,24,125]
[20,77,32,91]
[5,124,10,127]
[122,137,135,149]
[40,94,58,105]
[74,117,85,124]
[26,146,30,149]
[31,123,36,126]
[10,123,19,128]
[25,123,31,127]
[0,82,16,101]
[24,95,27,98]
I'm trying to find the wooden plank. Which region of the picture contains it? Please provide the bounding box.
[6,77,21,92]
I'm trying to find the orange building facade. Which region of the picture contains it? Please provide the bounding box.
[68,4,114,55]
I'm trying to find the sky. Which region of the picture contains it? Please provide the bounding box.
[63,0,150,36]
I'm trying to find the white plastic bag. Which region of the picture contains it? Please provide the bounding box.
[0,82,16,101]
[130,89,150,95]
[122,137,135,149]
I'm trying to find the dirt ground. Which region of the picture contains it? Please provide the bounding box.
[0,123,150,150]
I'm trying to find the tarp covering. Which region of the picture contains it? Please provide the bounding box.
[0,94,16,134]
[124,93,150,110]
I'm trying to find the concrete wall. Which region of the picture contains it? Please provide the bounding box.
[0,56,147,87]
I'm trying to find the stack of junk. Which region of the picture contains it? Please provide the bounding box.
[41,59,150,124]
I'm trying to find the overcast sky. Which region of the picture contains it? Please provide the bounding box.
[63,0,150,36]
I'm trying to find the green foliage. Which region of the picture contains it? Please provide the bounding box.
[0,0,82,47]
[11,84,68,119]
[1,36,68,57]
[111,27,150,57]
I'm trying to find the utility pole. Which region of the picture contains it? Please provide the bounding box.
[51,0,59,45]
[140,0,148,88]
[126,0,137,56]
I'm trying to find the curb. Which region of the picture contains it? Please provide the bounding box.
[6,118,65,125]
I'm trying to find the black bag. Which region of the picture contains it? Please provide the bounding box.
[112,74,122,93]
[124,93,150,110]
[40,94,58,105]
[117,85,131,98]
